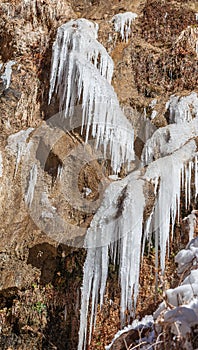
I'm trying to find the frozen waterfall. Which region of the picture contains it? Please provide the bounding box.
[48,18,198,350]
[78,92,198,349]
[48,19,134,173]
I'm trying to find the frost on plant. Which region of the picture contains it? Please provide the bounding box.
[48,19,134,173]
[111,12,137,41]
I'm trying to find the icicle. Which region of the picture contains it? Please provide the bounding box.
[25,164,38,207]
[141,118,198,166]
[111,12,138,41]
[6,128,34,176]
[195,156,198,199]
[49,19,134,173]
[78,136,197,349]
[145,140,197,272]
[57,164,62,179]
[0,61,16,89]
[185,165,189,209]
[183,211,197,242]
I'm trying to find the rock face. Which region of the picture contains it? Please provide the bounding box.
[0,0,198,349]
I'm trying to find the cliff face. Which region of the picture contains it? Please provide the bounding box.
[0,0,198,349]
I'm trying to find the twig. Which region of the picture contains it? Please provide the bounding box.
[124,338,130,349]
[147,340,164,349]
[129,341,147,349]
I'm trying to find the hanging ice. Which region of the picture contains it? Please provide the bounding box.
[154,238,198,345]
[141,118,198,165]
[48,19,134,173]
[6,128,34,176]
[183,210,197,241]
[25,164,38,207]
[78,135,198,349]
[165,92,198,124]
[111,12,138,41]
[0,60,16,89]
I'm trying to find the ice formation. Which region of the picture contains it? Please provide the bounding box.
[77,95,198,350]
[78,137,197,349]
[106,239,198,349]
[111,12,138,41]
[0,60,16,89]
[165,92,198,124]
[6,128,34,176]
[105,315,154,350]
[24,164,38,207]
[49,19,134,173]
[183,210,197,241]
[141,118,198,165]
[48,20,198,349]
[154,238,198,348]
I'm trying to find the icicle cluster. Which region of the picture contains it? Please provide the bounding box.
[111,12,137,41]
[165,92,198,124]
[141,118,198,165]
[49,19,134,173]
[6,128,34,176]
[78,92,198,350]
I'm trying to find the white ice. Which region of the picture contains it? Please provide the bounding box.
[0,60,16,89]
[78,139,197,349]
[24,164,38,207]
[6,128,34,176]
[183,210,197,241]
[165,93,198,124]
[111,12,138,41]
[49,19,134,173]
